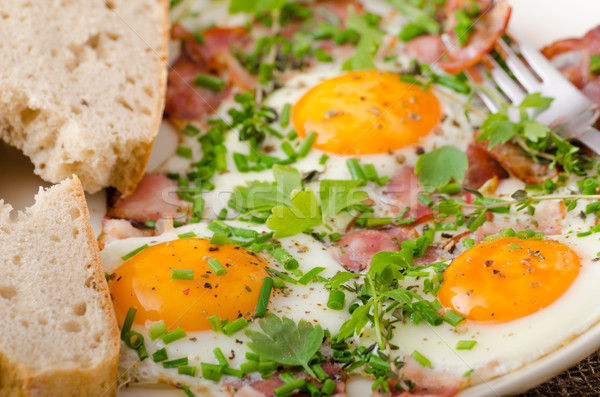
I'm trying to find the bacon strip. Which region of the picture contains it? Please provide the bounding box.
[106,173,188,222]
[464,142,509,188]
[384,166,434,222]
[472,140,556,185]
[439,0,511,74]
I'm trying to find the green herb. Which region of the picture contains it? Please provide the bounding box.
[201,362,223,381]
[163,357,188,368]
[171,269,194,280]
[266,188,321,238]
[320,180,368,219]
[327,290,346,310]
[342,9,384,71]
[254,277,274,318]
[246,314,324,378]
[121,244,148,261]
[148,320,167,340]
[176,146,193,159]
[152,347,168,362]
[208,258,227,276]
[591,54,600,75]
[456,340,477,350]
[411,350,431,368]
[415,146,468,192]
[298,267,326,285]
[194,73,226,92]
[161,327,187,344]
[453,10,474,46]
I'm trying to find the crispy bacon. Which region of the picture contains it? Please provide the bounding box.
[542,26,600,114]
[165,26,254,120]
[384,166,434,222]
[464,142,509,188]
[229,363,346,397]
[331,228,419,272]
[439,0,511,74]
[404,35,446,65]
[371,357,462,397]
[97,218,153,249]
[472,140,556,185]
[107,173,188,222]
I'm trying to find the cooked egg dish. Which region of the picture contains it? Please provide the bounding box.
[100,0,600,396]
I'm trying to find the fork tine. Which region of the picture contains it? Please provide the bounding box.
[510,33,566,82]
[465,66,503,113]
[486,55,526,105]
[495,38,541,92]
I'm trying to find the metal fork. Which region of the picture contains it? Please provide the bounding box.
[462,32,600,155]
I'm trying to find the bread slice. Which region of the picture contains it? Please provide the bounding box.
[0,0,169,195]
[0,176,120,396]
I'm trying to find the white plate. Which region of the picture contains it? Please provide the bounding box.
[1,1,598,396]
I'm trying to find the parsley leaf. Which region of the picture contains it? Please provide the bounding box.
[273,165,302,198]
[246,314,324,378]
[519,93,553,117]
[267,189,322,238]
[477,113,515,147]
[386,0,441,36]
[415,146,468,192]
[342,9,384,71]
[334,302,373,342]
[229,0,285,14]
[320,180,368,219]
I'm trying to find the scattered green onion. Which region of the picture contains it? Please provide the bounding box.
[223,367,244,378]
[178,365,197,376]
[411,350,431,368]
[171,269,194,281]
[274,378,306,396]
[152,347,168,362]
[314,48,333,62]
[240,360,259,374]
[298,267,326,285]
[194,73,225,92]
[180,385,195,397]
[443,310,466,327]
[201,362,223,381]
[208,314,222,332]
[254,277,274,318]
[327,290,346,310]
[321,378,337,395]
[366,217,393,228]
[210,233,229,245]
[181,124,201,136]
[266,267,297,284]
[462,238,475,249]
[161,327,187,344]
[176,146,193,159]
[280,103,291,127]
[148,320,167,340]
[222,317,248,336]
[246,352,260,361]
[214,347,228,367]
[319,154,329,165]
[297,131,317,158]
[120,307,137,340]
[347,158,366,183]
[270,247,299,270]
[590,54,600,75]
[259,360,276,375]
[163,357,188,368]
[123,330,144,350]
[208,258,227,276]
[456,340,477,350]
[121,244,148,261]
[144,219,156,228]
[178,231,197,239]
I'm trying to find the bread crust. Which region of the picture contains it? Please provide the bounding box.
[0,176,120,396]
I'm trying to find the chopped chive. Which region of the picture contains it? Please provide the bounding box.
[180,385,195,397]
[246,352,260,361]
[463,369,474,378]
[258,62,274,85]
[178,365,197,376]
[161,327,187,344]
[411,350,431,368]
[254,277,274,318]
[280,103,291,127]
[208,258,227,276]
[297,131,317,158]
[135,342,149,361]
[181,123,201,136]
[120,307,137,340]
[105,272,111,283]
[233,152,250,172]
[590,54,600,75]
[418,193,434,206]
[266,267,297,284]
[208,314,222,332]
[270,247,299,270]
[319,154,329,165]
[287,129,298,140]
[259,360,276,375]
[144,219,156,228]
[222,317,248,336]
[123,330,144,350]
[311,363,329,382]
[577,231,592,237]
[192,196,204,219]
[314,48,333,62]
[279,372,296,383]
[327,290,346,310]
[347,158,366,183]
[366,217,393,228]
[298,267,326,285]
[171,269,194,281]
[274,379,307,395]
[240,360,260,374]
[210,233,229,246]
[148,320,167,340]
[163,357,188,368]
[232,227,259,239]
[329,232,342,242]
[462,238,475,249]
[281,142,297,158]
[178,231,197,239]
[121,244,148,261]
[395,206,416,225]
[194,73,225,92]
[152,347,168,362]
[223,367,244,378]
[201,362,223,381]
[176,146,193,159]
[443,310,466,327]
[456,340,477,350]
[214,347,228,367]
[321,378,337,395]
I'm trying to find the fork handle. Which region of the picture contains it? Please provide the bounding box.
[577,128,600,156]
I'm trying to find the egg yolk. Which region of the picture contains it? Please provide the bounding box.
[292,71,441,155]
[437,237,580,323]
[109,239,268,331]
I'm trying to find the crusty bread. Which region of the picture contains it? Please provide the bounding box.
[0,176,120,396]
[0,0,169,195]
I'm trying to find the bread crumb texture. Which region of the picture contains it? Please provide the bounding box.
[0,176,120,396]
[0,0,168,195]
